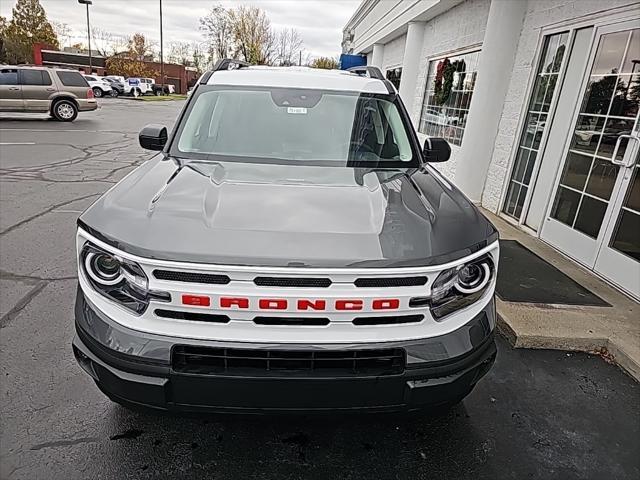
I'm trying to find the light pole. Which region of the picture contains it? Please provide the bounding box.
[78,0,92,72]
[159,0,164,94]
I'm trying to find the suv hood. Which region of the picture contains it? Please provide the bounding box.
[79,157,497,267]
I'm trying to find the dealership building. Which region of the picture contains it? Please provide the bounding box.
[343,0,640,299]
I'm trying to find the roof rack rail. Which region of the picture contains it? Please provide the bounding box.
[213,58,250,72]
[346,65,385,80]
[200,59,250,84]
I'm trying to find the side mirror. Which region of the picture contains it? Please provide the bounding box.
[139,124,168,151]
[422,137,451,163]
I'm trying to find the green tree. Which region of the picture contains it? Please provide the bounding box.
[228,5,275,65]
[310,56,338,69]
[128,33,155,60]
[106,33,156,78]
[3,0,59,64]
[0,16,8,62]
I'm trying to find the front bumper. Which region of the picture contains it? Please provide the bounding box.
[73,287,497,413]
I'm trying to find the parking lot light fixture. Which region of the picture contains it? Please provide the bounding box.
[160,0,164,95]
[78,0,93,73]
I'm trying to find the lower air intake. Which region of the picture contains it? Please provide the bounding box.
[172,346,405,377]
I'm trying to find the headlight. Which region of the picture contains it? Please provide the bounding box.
[84,252,124,285]
[80,243,167,314]
[429,254,494,320]
[455,262,491,294]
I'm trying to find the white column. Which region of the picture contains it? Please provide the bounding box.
[399,21,426,119]
[370,43,385,68]
[454,0,528,203]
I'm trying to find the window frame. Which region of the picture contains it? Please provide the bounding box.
[0,68,19,86]
[19,69,52,86]
[501,31,572,222]
[385,66,402,90]
[418,45,482,147]
[498,28,576,228]
[55,70,89,87]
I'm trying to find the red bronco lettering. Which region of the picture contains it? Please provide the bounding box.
[182,296,401,310]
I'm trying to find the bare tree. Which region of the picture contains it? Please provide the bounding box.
[109,34,129,55]
[51,21,73,48]
[168,41,191,65]
[199,5,306,67]
[199,4,232,61]
[190,41,208,72]
[90,27,114,56]
[275,28,303,66]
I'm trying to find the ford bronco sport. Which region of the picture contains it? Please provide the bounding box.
[73,59,499,412]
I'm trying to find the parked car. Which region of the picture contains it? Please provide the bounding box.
[105,75,125,83]
[154,83,176,95]
[100,77,124,96]
[123,77,152,96]
[422,107,459,126]
[72,61,499,413]
[83,74,113,98]
[0,65,97,121]
[138,77,175,95]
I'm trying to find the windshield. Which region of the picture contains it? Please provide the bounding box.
[172,86,417,168]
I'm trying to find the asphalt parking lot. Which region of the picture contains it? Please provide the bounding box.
[1,99,639,480]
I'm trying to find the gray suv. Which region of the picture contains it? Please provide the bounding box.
[0,66,97,121]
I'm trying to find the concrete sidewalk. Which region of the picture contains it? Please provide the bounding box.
[485,210,640,381]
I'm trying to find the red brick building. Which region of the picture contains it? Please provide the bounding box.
[32,44,199,94]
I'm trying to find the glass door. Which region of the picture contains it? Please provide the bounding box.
[594,121,639,297]
[541,22,640,299]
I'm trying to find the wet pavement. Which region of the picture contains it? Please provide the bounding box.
[1,100,639,480]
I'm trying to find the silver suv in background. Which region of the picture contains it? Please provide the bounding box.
[0,66,97,121]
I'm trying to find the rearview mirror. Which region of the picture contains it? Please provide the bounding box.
[422,137,451,163]
[139,124,168,151]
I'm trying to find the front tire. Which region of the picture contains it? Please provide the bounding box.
[92,87,103,98]
[51,100,78,122]
[110,89,119,98]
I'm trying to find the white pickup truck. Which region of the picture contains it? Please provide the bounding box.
[142,77,176,95]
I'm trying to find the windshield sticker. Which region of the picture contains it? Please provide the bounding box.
[287,107,307,114]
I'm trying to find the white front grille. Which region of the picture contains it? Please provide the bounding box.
[77,228,498,344]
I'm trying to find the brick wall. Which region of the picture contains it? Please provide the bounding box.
[381,34,406,71]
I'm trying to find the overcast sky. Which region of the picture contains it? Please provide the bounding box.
[0,0,360,59]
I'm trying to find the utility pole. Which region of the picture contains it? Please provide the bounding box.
[78,0,93,72]
[159,0,165,95]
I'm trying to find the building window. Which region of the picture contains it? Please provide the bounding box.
[418,50,480,146]
[386,67,402,89]
[503,32,570,219]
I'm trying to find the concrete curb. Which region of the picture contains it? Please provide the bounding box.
[482,209,640,383]
[497,310,640,382]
